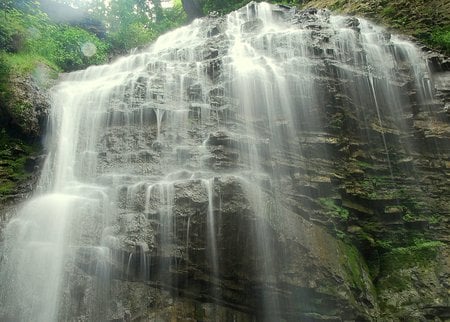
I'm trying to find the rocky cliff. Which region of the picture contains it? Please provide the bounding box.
[302,0,450,56]
[0,2,449,321]
[0,62,54,229]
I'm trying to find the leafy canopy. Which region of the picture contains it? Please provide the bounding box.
[59,0,187,53]
[0,5,109,71]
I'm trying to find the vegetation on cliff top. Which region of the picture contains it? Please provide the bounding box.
[189,0,450,55]
[302,0,450,55]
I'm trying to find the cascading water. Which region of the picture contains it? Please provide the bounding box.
[0,2,443,321]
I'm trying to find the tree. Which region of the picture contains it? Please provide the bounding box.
[61,0,186,53]
[181,0,203,21]
[201,0,250,15]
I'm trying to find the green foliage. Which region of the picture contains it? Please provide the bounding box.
[0,0,40,12]
[0,53,12,102]
[108,22,156,53]
[429,27,450,54]
[376,239,444,293]
[358,175,407,200]
[1,51,58,76]
[335,229,346,240]
[104,0,185,49]
[74,0,187,53]
[0,181,15,196]
[0,8,28,52]
[381,5,395,18]
[153,2,187,34]
[356,160,372,169]
[29,25,109,70]
[201,0,303,14]
[0,7,109,71]
[0,52,57,139]
[428,214,440,225]
[202,0,251,14]
[375,239,393,251]
[0,129,40,197]
[382,239,444,271]
[319,197,349,221]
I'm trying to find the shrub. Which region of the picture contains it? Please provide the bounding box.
[0,8,110,72]
[429,27,450,54]
[108,22,155,53]
[28,24,110,70]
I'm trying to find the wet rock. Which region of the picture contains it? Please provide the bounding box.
[207,26,220,37]
[206,58,221,80]
[151,140,163,152]
[205,131,237,147]
[305,8,318,15]
[345,17,360,30]
[3,68,52,137]
[241,19,263,33]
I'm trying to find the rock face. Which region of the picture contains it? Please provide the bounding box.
[3,66,52,137]
[0,2,449,321]
[0,63,53,231]
[302,0,450,55]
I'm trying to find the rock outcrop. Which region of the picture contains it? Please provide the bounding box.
[0,63,54,233]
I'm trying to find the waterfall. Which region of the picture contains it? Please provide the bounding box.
[0,2,440,321]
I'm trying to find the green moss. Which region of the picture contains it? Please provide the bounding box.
[0,52,58,132]
[376,239,444,295]
[345,244,362,280]
[378,272,410,292]
[339,242,374,293]
[356,161,372,169]
[334,229,346,240]
[428,27,450,54]
[319,197,349,221]
[428,214,441,225]
[355,174,409,200]
[0,129,40,198]
[381,240,444,273]
[381,6,395,18]
[375,239,393,251]
[0,181,15,195]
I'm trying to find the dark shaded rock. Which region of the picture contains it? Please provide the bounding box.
[207,26,220,38]
[305,8,318,15]
[345,17,360,29]
[241,19,263,33]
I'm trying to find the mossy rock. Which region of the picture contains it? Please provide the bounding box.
[376,241,449,318]
[0,129,41,200]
